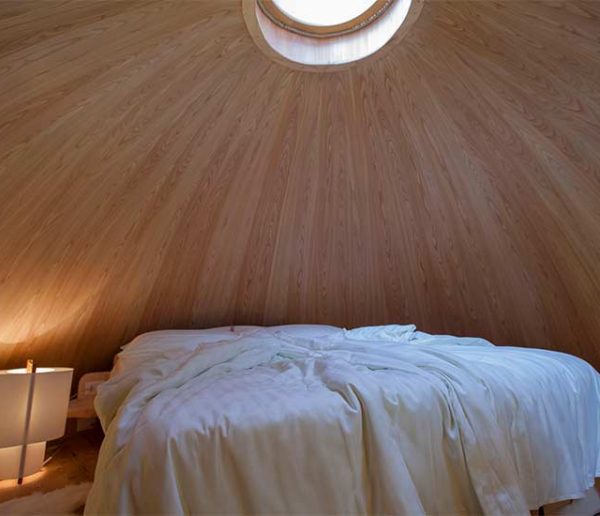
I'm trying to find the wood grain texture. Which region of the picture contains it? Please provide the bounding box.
[0,0,599,376]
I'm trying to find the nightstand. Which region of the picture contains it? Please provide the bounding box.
[67,372,110,428]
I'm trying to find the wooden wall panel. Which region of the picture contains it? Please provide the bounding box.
[0,0,599,376]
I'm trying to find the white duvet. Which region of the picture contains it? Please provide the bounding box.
[85,325,600,515]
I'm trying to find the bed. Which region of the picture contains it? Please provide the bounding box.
[85,325,600,515]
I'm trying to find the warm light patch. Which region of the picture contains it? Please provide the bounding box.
[0,467,47,489]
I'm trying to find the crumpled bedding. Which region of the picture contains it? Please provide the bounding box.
[85,325,600,515]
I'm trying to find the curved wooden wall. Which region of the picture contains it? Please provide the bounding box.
[0,0,599,375]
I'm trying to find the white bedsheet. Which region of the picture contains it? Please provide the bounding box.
[85,326,600,515]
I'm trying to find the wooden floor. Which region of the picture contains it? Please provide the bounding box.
[0,427,102,505]
[0,1,599,376]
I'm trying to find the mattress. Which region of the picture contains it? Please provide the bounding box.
[85,325,600,515]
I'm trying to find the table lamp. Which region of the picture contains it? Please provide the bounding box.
[0,361,73,483]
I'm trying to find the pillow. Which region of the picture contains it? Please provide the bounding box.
[113,325,342,376]
[120,326,261,352]
[343,324,417,341]
[269,324,342,339]
[410,332,494,347]
[113,326,261,375]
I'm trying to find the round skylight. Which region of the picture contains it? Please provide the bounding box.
[272,0,379,27]
[246,0,422,67]
[257,0,394,38]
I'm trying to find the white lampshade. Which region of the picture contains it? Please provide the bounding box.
[0,443,46,479]
[0,367,73,481]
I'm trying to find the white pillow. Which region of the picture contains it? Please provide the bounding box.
[120,326,261,353]
[343,324,417,341]
[113,325,342,376]
[113,327,261,375]
[269,324,342,339]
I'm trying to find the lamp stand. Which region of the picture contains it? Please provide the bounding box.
[17,359,36,485]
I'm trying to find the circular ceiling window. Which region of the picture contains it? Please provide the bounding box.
[245,0,422,68]
[259,0,393,37]
[271,0,381,27]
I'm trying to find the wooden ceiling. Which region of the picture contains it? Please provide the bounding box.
[1,0,599,376]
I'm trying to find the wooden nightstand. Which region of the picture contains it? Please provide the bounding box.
[67,372,110,427]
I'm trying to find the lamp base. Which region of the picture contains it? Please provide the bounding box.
[0,442,45,481]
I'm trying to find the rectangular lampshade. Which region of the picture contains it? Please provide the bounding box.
[0,367,73,448]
